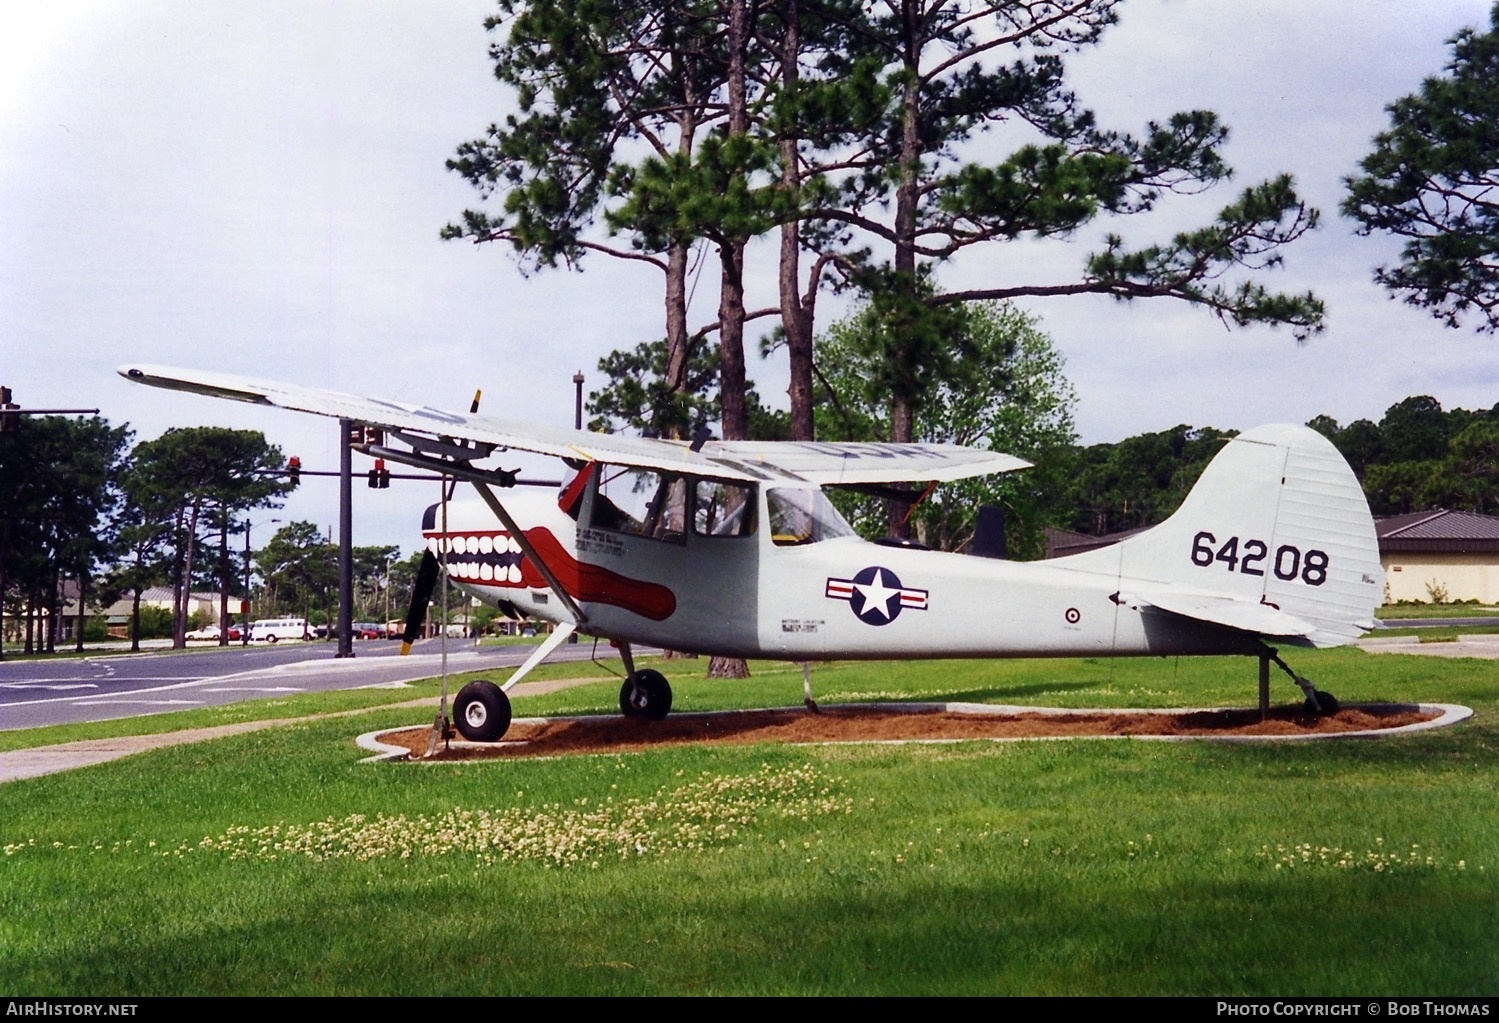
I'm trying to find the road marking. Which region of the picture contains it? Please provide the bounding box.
[76,699,203,706]
[0,683,100,690]
[200,687,305,693]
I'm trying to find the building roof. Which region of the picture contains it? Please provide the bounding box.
[1044,525,1148,559]
[1376,509,1499,553]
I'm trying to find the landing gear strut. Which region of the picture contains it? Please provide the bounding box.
[1257,645,1338,717]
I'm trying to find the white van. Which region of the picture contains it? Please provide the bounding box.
[249,618,311,643]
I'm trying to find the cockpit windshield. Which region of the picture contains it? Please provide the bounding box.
[767,487,856,546]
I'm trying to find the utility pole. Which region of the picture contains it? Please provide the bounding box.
[336,419,354,658]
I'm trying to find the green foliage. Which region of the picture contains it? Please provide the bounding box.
[255,522,337,621]
[1343,4,1499,332]
[815,301,1077,556]
[1314,397,1499,515]
[823,4,1324,349]
[1082,175,1324,340]
[0,414,131,654]
[588,336,786,441]
[588,337,722,437]
[449,2,1326,452]
[124,427,292,645]
[1059,424,1234,536]
[135,605,173,640]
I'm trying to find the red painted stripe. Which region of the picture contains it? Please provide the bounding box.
[522,527,677,621]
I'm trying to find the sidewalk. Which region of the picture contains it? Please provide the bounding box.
[1355,633,1499,658]
[0,676,602,784]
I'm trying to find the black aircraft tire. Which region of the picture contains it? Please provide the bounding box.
[619,669,672,722]
[1305,689,1340,716]
[454,680,512,742]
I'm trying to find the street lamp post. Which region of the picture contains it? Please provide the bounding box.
[243,518,280,646]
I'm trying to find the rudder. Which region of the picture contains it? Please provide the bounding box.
[1073,425,1382,647]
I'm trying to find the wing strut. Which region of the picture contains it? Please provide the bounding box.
[364,442,590,628]
[467,480,587,628]
[499,621,577,692]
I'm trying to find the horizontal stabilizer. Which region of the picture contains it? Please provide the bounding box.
[1119,588,1315,638]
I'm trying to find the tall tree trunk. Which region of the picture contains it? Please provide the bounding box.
[170,506,186,648]
[0,546,7,662]
[74,573,88,653]
[218,515,231,646]
[47,570,59,653]
[717,242,749,442]
[709,0,753,680]
[175,502,200,649]
[131,586,142,653]
[886,3,924,537]
[777,0,817,442]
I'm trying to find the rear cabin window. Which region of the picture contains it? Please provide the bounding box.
[767,488,856,545]
[693,481,756,538]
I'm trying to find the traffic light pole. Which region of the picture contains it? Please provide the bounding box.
[336,419,355,658]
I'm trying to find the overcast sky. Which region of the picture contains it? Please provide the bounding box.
[2,1,1495,550]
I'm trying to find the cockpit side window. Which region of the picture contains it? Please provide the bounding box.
[767,487,856,546]
[589,466,688,544]
[693,481,756,538]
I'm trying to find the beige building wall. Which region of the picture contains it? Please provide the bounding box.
[1381,553,1499,604]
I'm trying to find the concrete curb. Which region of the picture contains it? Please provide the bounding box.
[360,700,1475,763]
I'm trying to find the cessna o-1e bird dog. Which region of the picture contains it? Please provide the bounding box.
[122,364,1383,743]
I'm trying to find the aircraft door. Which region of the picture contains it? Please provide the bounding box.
[578,467,760,654]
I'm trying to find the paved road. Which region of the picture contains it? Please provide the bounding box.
[1372,616,1499,629]
[0,637,627,732]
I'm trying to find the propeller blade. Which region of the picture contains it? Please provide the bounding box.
[400,550,440,655]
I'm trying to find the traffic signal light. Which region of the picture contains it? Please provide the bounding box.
[287,456,301,483]
[347,424,385,446]
[0,387,16,433]
[367,458,391,489]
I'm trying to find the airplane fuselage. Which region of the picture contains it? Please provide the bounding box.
[427,487,1258,663]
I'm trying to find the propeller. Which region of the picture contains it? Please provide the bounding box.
[400,549,441,655]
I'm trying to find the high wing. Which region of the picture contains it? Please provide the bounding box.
[119,364,1029,485]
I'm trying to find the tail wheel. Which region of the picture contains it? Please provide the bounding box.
[619,669,672,722]
[454,680,512,742]
[1304,689,1340,716]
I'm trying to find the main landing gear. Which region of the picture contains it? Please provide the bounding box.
[449,643,679,742]
[1257,644,1339,718]
[454,680,512,743]
[620,668,673,720]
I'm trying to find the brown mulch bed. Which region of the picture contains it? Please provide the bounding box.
[378,704,1437,761]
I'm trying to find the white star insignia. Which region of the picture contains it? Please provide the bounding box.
[854,569,900,621]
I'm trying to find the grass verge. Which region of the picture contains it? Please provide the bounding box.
[0,648,1494,995]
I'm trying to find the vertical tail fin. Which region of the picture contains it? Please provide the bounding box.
[1070,425,1382,647]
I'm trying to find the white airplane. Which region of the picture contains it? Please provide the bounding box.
[121,364,1384,742]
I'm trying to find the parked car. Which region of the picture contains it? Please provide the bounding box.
[354,622,384,639]
[186,624,245,642]
[249,618,311,643]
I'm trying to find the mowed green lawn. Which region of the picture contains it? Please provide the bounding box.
[0,649,1494,995]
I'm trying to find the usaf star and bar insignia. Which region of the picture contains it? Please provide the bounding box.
[825,566,928,626]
